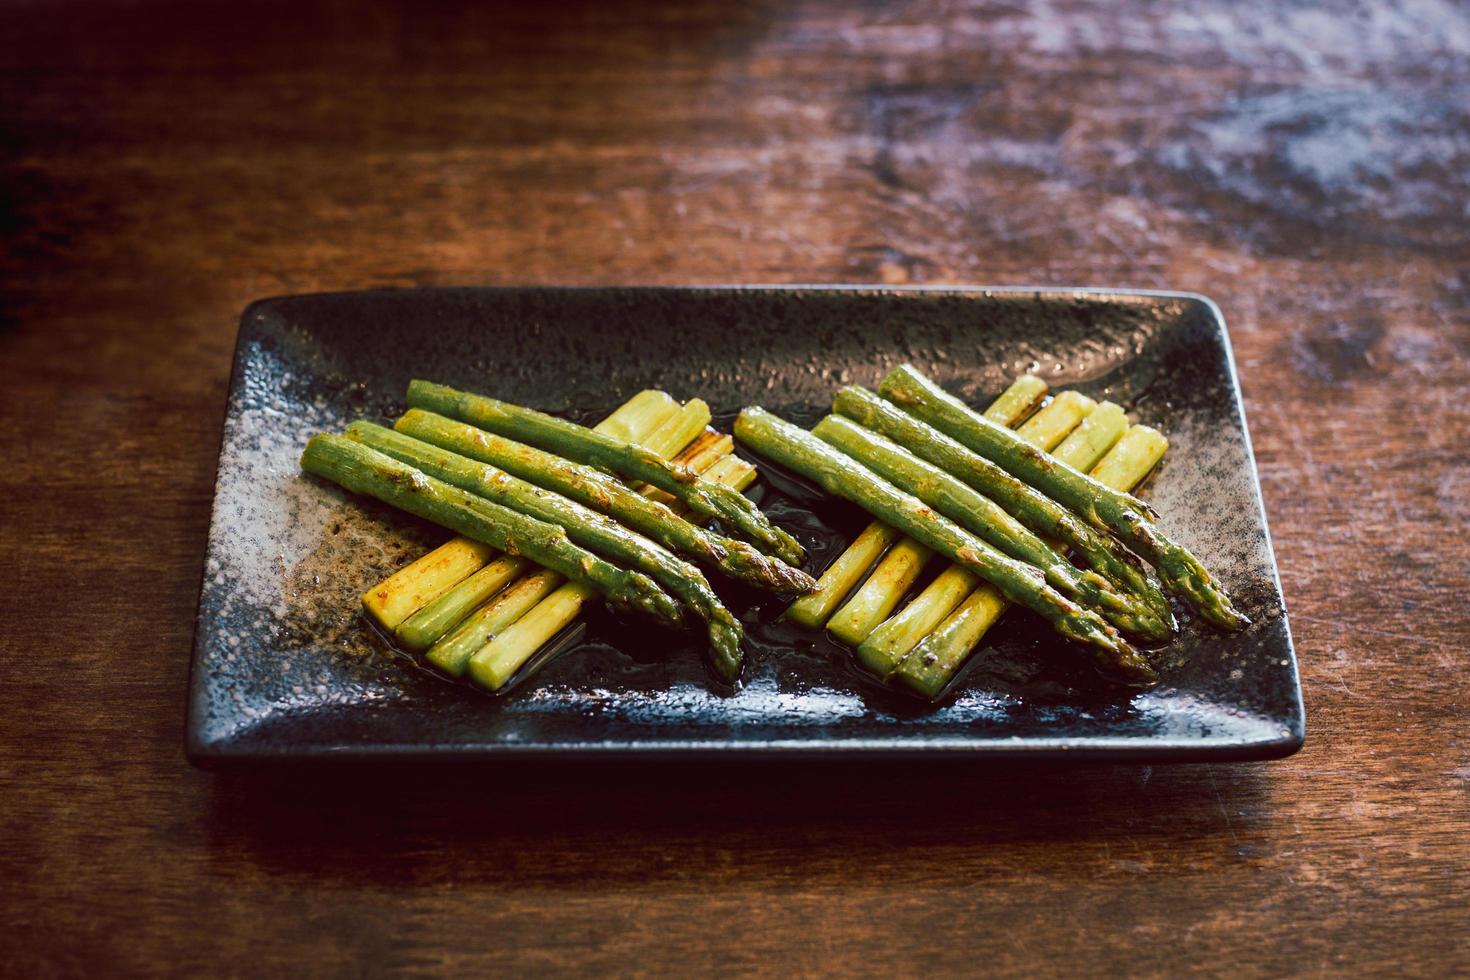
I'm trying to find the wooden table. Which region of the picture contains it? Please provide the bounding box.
[4,2,1467,975]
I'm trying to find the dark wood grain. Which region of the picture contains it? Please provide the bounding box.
[2,1,1467,975]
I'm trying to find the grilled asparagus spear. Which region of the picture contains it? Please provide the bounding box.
[812,414,1168,641]
[833,385,1172,627]
[372,389,673,640]
[300,434,681,627]
[396,554,527,653]
[879,364,1246,630]
[787,374,1045,630]
[471,433,758,690]
[896,422,1171,697]
[857,390,1129,678]
[345,422,744,682]
[734,408,1156,686]
[394,408,813,594]
[407,380,805,565]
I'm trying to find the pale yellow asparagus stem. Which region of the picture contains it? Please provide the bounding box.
[1090,425,1168,491]
[642,398,713,460]
[468,437,756,691]
[365,391,670,639]
[785,522,903,629]
[854,565,980,676]
[984,374,1048,428]
[786,374,1047,631]
[702,454,757,493]
[826,538,932,646]
[362,538,495,631]
[892,586,1009,695]
[643,429,732,505]
[396,554,528,652]
[894,423,1168,697]
[596,389,681,443]
[468,580,597,690]
[427,569,564,676]
[1052,401,1128,470]
[681,432,735,474]
[1015,390,1097,450]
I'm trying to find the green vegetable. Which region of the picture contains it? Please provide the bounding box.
[345,422,744,682]
[641,398,713,461]
[984,374,1049,428]
[733,407,1156,686]
[812,415,1168,641]
[596,389,681,444]
[367,389,672,643]
[426,569,562,677]
[407,380,805,566]
[783,374,1050,633]
[826,537,932,647]
[468,580,597,690]
[1090,425,1168,490]
[856,565,980,677]
[832,385,1172,629]
[785,521,903,629]
[892,585,1008,697]
[393,409,812,596]
[879,364,1247,630]
[1016,390,1096,450]
[396,554,527,653]
[1052,401,1128,470]
[896,421,1172,697]
[474,423,759,689]
[361,537,494,632]
[300,434,681,627]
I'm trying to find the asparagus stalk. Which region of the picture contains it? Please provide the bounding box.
[680,432,735,476]
[892,585,1008,697]
[301,434,682,626]
[833,385,1171,626]
[469,579,597,691]
[862,396,1128,679]
[367,389,674,638]
[701,454,756,492]
[787,374,1047,630]
[785,522,903,629]
[1052,401,1128,470]
[641,398,713,460]
[361,537,495,632]
[426,569,562,677]
[733,408,1155,686]
[1016,390,1097,450]
[472,432,758,690]
[857,566,980,677]
[984,373,1049,428]
[812,415,1167,640]
[408,380,806,566]
[396,554,527,653]
[597,389,682,443]
[826,538,932,647]
[345,422,746,681]
[896,423,1170,697]
[394,409,813,595]
[880,364,1247,630]
[1091,425,1168,491]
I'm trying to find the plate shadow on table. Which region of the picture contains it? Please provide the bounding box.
[201,760,1277,888]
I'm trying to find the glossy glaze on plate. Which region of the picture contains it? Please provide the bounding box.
[186,286,1303,763]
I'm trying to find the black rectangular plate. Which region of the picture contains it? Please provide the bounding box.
[187,286,1303,764]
